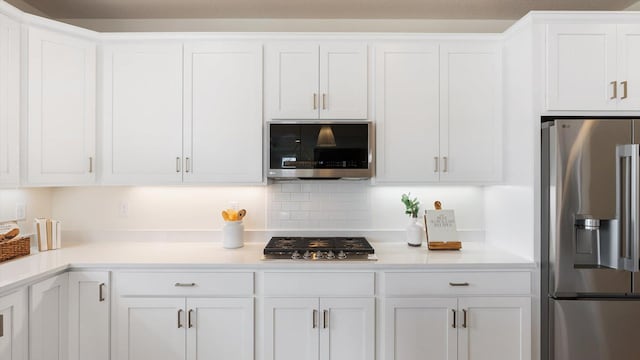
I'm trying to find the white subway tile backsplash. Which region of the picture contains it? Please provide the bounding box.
[281,183,301,193]
[290,193,311,201]
[267,181,483,231]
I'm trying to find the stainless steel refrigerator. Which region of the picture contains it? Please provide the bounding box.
[542,118,640,360]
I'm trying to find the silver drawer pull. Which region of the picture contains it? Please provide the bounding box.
[99,283,106,302]
[174,282,196,287]
[449,282,470,287]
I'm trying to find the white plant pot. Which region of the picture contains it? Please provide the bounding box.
[406,217,423,247]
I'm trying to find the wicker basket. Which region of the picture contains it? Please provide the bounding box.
[0,236,30,263]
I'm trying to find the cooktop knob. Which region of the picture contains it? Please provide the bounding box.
[315,251,324,259]
[291,251,301,260]
[337,251,347,260]
[303,251,311,260]
[326,251,336,260]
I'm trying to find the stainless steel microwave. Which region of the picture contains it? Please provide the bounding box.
[267,121,374,179]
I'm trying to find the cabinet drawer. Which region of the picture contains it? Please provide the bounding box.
[115,272,253,296]
[263,272,374,297]
[384,271,531,296]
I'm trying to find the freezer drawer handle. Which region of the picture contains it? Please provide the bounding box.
[616,144,640,272]
[449,282,469,287]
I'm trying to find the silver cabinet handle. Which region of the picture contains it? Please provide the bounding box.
[449,282,469,287]
[616,144,640,272]
[611,80,618,99]
[322,94,327,110]
[174,282,196,287]
[434,157,439,173]
[185,157,191,173]
[313,93,317,110]
[99,283,106,302]
[89,157,93,173]
[176,157,181,173]
[188,309,194,328]
[462,309,468,328]
[312,309,318,328]
[443,156,448,173]
[178,309,184,328]
[622,80,628,100]
[451,309,456,328]
[0,314,3,337]
[323,309,329,329]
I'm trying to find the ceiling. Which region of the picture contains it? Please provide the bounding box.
[8,0,639,19]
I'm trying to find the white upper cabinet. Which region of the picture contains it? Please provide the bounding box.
[439,42,502,183]
[375,41,502,184]
[375,43,440,183]
[266,42,367,119]
[319,44,368,119]
[616,25,640,110]
[0,14,19,187]
[546,23,640,111]
[102,43,183,184]
[183,42,263,183]
[27,27,96,186]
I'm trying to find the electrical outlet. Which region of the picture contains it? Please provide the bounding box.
[119,201,129,217]
[15,203,26,220]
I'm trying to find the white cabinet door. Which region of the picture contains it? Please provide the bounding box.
[30,273,69,360]
[186,298,253,360]
[439,42,502,183]
[319,44,367,119]
[115,297,186,360]
[617,25,640,110]
[384,298,457,360]
[0,289,28,360]
[458,297,531,360]
[102,44,183,184]
[546,24,617,110]
[27,27,96,185]
[68,271,109,360]
[264,298,319,360]
[183,42,263,183]
[320,298,374,360]
[374,43,440,183]
[0,14,19,187]
[267,43,319,119]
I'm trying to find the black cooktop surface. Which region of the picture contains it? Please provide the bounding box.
[264,236,375,255]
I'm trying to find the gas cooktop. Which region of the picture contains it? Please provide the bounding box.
[263,236,376,261]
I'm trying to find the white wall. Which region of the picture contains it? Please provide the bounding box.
[0,188,53,231]
[484,18,536,261]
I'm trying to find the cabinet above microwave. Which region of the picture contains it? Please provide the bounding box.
[267,122,374,179]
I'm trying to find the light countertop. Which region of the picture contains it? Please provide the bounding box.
[0,241,535,295]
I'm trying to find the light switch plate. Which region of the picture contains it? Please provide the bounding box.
[15,203,25,220]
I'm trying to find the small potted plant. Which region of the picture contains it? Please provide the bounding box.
[401,193,423,246]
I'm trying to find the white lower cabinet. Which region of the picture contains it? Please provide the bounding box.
[264,297,374,360]
[30,273,69,360]
[116,297,253,360]
[383,269,532,360]
[68,271,110,360]
[113,271,254,360]
[385,296,530,360]
[0,288,28,360]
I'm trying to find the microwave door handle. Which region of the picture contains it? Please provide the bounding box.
[616,144,640,272]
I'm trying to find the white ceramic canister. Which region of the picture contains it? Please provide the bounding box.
[223,220,244,249]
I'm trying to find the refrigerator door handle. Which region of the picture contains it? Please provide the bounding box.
[616,144,640,272]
